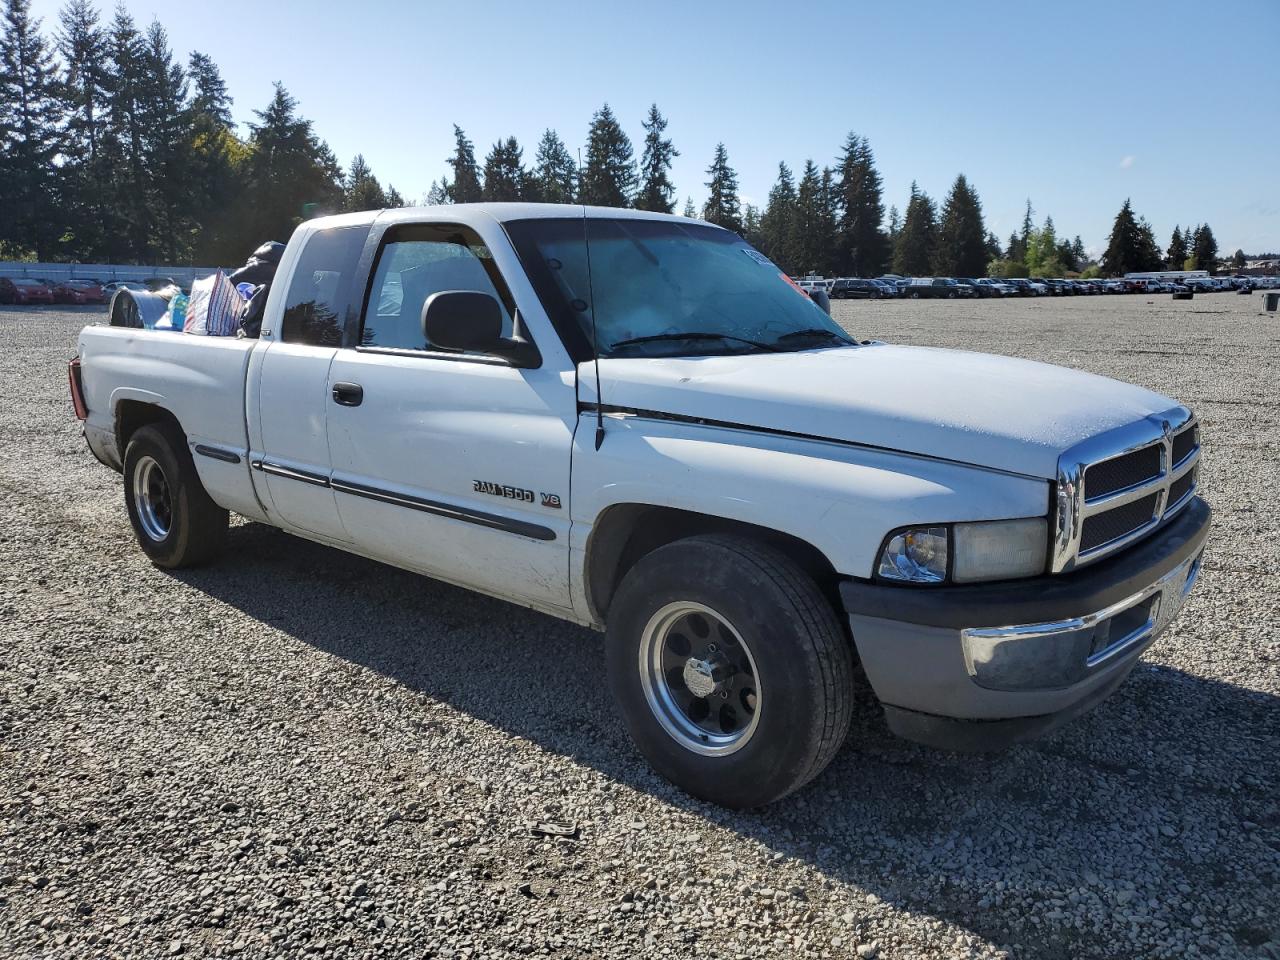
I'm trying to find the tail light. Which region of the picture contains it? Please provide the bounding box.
[68,357,88,420]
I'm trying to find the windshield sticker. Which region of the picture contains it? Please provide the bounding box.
[740,247,774,267]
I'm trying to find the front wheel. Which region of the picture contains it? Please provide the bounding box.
[124,422,228,568]
[606,535,854,808]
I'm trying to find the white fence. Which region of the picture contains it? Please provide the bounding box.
[0,261,220,284]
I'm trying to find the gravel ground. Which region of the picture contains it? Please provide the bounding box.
[1,294,1277,960]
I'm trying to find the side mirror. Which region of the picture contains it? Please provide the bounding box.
[809,288,831,315]
[420,290,539,366]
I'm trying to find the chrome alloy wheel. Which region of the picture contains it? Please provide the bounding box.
[133,455,172,541]
[638,601,761,756]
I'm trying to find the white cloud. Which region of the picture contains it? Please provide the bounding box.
[1120,155,1136,169]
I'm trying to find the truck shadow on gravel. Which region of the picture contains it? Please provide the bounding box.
[175,522,1280,960]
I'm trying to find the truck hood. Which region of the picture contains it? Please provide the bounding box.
[580,343,1178,479]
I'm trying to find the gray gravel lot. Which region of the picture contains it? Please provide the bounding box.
[1,294,1277,960]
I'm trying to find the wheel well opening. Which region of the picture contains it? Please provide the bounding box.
[115,400,182,457]
[586,505,841,625]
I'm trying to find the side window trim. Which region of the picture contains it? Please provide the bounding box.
[352,221,531,362]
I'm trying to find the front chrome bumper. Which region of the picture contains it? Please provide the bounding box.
[960,547,1203,692]
[839,497,1211,750]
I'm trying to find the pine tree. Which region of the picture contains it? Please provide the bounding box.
[425,179,448,205]
[759,162,797,272]
[1166,225,1187,269]
[1056,237,1078,272]
[56,0,110,259]
[444,124,482,203]
[344,154,387,211]
[138,20,191,260]
[702,142,742,233]
[818,166,838,271]
[187,51,231,125]
[243,83,344,247]
[1192,224,1218,274]
[741,204,762,248]
[183,48,242,264]
[102,5,150,260]
[682,196,696,218]
[1137,217,1163,272]
[482,136,525,202]
[1071,235,1086,268]
[789,160,833,277]
[1005,198,1034,264]
[893,182,938,276]
[0,0,64,258]
[1232,248,1246,270]
[1101,199,1156,276]
[1025,214,1060,277]
[887,205,901,248]
[985,231,1003,263]
[833,133,888,276]
[933,174,987,277]
[634,103,677,213]
[531,128,576,204]
[384,184,406,208]
[579,103,635,207]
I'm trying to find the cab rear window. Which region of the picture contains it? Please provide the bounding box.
[280,226,369,347]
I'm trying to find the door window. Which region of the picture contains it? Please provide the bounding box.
[361,224,515,352]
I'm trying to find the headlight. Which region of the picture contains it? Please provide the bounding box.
[878,527,948,583]
[877,519,1048,584]
[953,518,1047,582]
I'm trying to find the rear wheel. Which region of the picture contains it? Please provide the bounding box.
[124,422,227,568]
[606,535,854,808]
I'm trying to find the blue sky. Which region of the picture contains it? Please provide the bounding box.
[29,0,1280,255]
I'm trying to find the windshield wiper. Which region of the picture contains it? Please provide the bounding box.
[772,328,857,348]
[609,332,783,353]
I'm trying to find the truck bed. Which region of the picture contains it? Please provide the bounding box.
[77,325,263,518]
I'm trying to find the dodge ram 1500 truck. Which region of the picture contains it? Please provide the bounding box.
[70,204,1211,808]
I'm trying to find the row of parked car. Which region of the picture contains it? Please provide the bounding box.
[0,276,182,306]
[811,274,1276,300]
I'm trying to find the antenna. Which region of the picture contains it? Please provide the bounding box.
[580,149,605,450]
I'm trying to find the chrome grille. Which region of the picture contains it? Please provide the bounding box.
[1171,426,1198,468]
[1167,468,1196,511]
[1083,446,1162,501]
[1051,406,1201,572]
[1079,493,1160,552]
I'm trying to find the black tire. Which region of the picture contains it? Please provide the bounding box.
[123,422,228,568]
[909,291,920,299]
[606,535,854,808]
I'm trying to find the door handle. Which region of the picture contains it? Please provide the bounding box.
[332,382,363,406]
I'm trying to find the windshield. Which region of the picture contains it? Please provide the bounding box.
[505,217,853,359]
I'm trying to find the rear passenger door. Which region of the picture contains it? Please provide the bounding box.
[251,224,369,542]
[323,221,577,610]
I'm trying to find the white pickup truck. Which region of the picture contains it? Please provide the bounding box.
[71,204,1211,808]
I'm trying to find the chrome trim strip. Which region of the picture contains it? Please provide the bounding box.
[962,549,1202,675]
[1083,478,1165,513]
[1051,406,1198,572]
[330,477,556,542]
[250,460,331,488]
